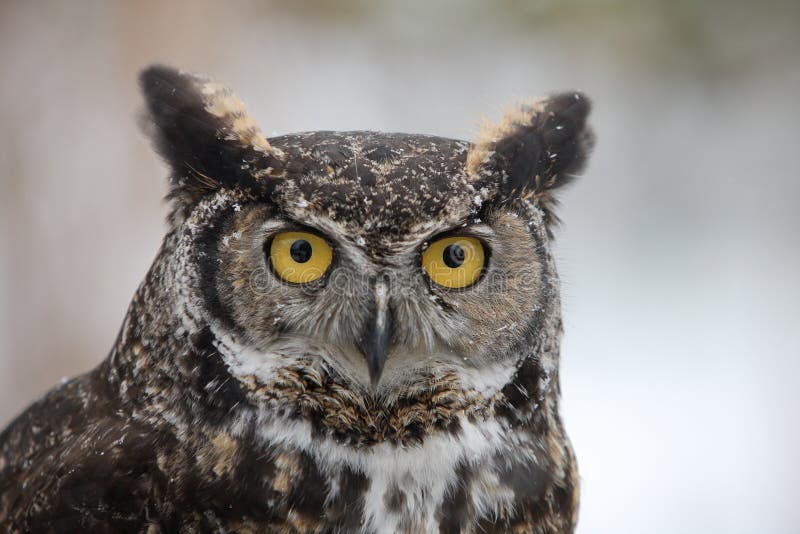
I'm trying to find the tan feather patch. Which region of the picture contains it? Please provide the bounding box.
[466,98,548,179]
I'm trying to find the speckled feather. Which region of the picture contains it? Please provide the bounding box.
[0,65,593,533]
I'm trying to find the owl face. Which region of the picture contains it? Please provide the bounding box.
[141,66,593,399]
[212,146,546,389]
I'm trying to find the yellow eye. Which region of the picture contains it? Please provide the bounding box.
[422,236,485,289]
[269,231,333,284]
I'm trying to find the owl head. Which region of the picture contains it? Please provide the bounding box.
[138,66,593,413]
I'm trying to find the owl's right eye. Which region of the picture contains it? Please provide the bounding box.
[268,231,333,284]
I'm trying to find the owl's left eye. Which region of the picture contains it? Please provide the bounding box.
[422,236,486,289]
[268,231,333,284]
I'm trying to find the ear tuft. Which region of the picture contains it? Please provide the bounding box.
[468,92,595,230]
[139,65,284,219]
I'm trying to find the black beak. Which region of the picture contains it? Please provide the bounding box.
[358,280,392,385]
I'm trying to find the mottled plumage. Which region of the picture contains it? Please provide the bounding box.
[0,65,594,533]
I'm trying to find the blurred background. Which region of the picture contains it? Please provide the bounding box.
[1,0,798,532]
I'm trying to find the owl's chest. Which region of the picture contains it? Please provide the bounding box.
[249,414,515,533]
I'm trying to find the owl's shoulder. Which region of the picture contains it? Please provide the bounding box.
[0,367,165,531]
[1,370,102,472]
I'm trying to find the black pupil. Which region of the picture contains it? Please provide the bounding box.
[443,243,465,268]
[290,239,313,263]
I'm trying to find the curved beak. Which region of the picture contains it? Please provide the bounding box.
[358,279,393,385]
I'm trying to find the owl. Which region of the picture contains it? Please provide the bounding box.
[0,65,593,533]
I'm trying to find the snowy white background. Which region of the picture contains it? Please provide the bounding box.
[1,1,798,532]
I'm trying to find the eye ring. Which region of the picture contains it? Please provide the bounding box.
[422,235,487,289]
[267,230,333,285]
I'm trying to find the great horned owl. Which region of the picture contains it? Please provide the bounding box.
[0,65,594,533]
